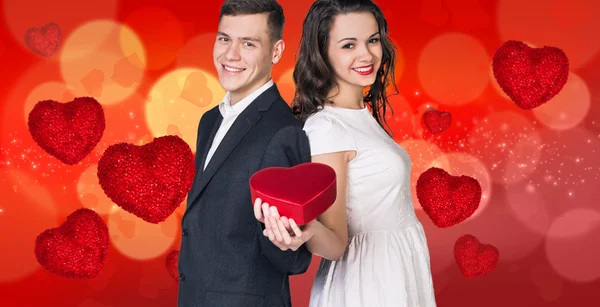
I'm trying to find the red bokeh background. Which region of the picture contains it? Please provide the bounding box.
[1,0,599,306]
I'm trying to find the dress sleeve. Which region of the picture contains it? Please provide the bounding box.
[303,114,356,156]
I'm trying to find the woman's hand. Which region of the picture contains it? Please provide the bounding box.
[253,198,315,251]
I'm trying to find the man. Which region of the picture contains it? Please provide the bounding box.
[178,1,312,306]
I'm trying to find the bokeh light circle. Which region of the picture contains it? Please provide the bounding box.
[545,208,600,283]
[146,68,225,150]
[506,127,600,236]
[85,91,151,161]
[417,32,489,105]
[473,200,545,262]
[138,260,176,299]
[392,43,405,83]
[0,168,59,282]
[77,165,118,215]
[385,94,414,142]
[3,0,118,57]
[416,209,465,274]
[468,111,542,184]
[77,299,113,307]
[87,247,118,291]
[3,62,63,143]
[175,197,187,216]
[421,195,545,273]
[60,20,146,105]
[276,68,296,105]
[532,72,591,131]
[108,207,179,260]
[529,263,565,301]
[176,32,218,72]
[123,5,185,70]
[497,0,600,69]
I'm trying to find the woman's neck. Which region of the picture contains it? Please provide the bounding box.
[326,82,365,110]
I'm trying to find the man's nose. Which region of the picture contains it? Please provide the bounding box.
[224,43,241,61]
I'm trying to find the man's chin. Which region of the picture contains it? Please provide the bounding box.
[218,80,242,93]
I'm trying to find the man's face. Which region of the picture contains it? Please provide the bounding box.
[213,13,283,102]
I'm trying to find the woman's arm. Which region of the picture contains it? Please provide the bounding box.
[303,150,353,261]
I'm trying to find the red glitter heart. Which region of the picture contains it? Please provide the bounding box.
[34,208,109,279]
[24,22,62,57]
[422,109,451,134]
[416,167,481,228]
[454,234,499,278]
[97,135,195,223]
[492,40,569,109]
[165,250,179,282]
[28,97,105,165]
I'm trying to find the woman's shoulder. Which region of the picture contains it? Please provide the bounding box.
[302,110,357,154]
[304,109,345,129]
[303,109,355,142]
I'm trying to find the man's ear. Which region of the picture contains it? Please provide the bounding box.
[272,39,285,64]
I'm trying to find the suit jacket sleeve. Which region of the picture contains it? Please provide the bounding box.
[256,125,313,275]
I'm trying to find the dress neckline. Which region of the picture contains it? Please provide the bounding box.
[323,104,370,113]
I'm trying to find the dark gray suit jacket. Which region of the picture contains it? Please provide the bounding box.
[177,84,312,307]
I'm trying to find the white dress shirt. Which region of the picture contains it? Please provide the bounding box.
[203,79,275,170]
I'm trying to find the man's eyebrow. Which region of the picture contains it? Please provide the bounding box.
[337,32,380,43]
[241,36,261,42]
[217,31,261,42]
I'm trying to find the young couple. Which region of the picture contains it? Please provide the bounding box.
[178,0,436,306]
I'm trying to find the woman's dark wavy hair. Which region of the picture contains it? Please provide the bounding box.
[291,0,399,135]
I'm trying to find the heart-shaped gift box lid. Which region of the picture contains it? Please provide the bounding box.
[250,162,337,225]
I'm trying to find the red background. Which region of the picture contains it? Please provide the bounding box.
[1,0,600,306]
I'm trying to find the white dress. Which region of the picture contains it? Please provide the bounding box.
[303,105,437,307]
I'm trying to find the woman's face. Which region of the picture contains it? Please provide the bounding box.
[327,12,383,90]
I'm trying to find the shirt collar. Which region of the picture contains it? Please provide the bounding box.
[219,79,274,117]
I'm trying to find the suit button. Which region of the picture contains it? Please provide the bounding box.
[179,273,185,281]
[182,229,189,237]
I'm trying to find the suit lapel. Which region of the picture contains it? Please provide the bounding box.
[183,84,282,221]
[187,111,222,199]
[185,102,260,215]
[197,113,223,178]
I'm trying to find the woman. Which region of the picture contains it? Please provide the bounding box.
[254,0,437,306]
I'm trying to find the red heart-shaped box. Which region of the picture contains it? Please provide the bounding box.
[250,162,337,225]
